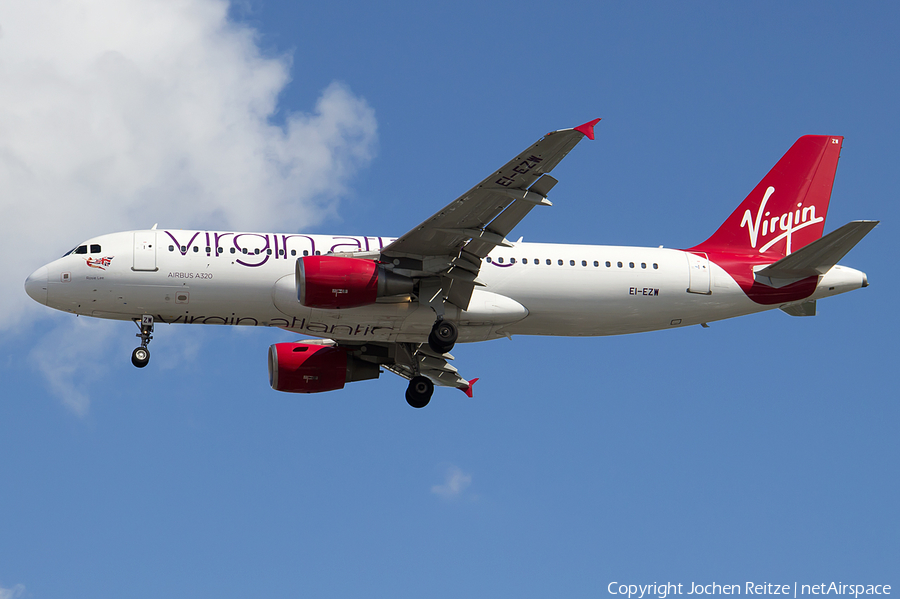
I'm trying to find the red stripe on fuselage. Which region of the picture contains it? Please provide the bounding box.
[702,250,818,305]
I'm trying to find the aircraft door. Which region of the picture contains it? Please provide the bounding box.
[686,252,711,295]
[133,231,158,272]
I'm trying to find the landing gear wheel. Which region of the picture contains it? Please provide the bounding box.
[132,315,154,368]
[406,376,434,408]
[428,319,458,354]
[131,347,150,368]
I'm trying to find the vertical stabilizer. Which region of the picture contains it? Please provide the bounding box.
[693,135,843,257]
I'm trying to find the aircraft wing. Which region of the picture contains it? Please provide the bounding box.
[379,119,600,310]
[334,340,478,396]
[383,343,477,397]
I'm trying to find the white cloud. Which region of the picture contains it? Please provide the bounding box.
[0,583,25,599]
[431,465,473,499]
[29,316,123,416]
[1,0,377,413]
[0,0,378,329]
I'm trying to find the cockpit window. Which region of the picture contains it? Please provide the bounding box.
[63,244,96,257]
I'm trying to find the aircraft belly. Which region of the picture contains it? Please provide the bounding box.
[273,280,529,343]
[286,299,518,344]
[293,303,417,342]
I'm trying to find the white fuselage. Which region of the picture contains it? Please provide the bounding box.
[27,229,868,343]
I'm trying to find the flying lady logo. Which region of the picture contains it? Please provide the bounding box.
[86,256,114,270]
[741,186,824,254]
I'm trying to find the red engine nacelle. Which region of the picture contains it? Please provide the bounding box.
[296,255,413,309]
[268,342,380,393]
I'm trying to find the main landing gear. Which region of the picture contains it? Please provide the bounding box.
[411,317,456,407]
[131,315,153,368]
[428,318,458,354]
[406,375,434,409]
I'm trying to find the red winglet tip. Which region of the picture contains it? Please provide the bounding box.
[573,118,601,140]
[461,378,479,398]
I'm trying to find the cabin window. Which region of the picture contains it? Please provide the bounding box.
[205,246,211,252]
[498,257,504,264]
[510,258,516,264]
[582,260,587,267]
[291,250,297,256]
[169,245,175,252]
[534,259,539,265]
[629,262,634,268]
[569,260,575,266]
[606,261,611,267]
[594,261,599,267]
[230,248,236,254]
[315,251,321,255]
[546,259,551,265]
[303,250,309,256]
[217,247,223,254]
[90,244,101,253]
[278,249,284,256]
[653,263,659,269]
[180,246,187,253]
[193,247,199,253]
[266,249,272,255]
[74,245,88,255]
[558,259,563,266]
[617,261,623,268]
[486,257,492,263]
[254,249,260,255]
[641,263,646,269]
[242,248,248,254]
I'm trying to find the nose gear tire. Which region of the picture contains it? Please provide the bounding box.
[132,347,150,368]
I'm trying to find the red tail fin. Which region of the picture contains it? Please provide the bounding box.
[693,135,843,257]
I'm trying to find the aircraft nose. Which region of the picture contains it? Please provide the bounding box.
[25,265,49,305]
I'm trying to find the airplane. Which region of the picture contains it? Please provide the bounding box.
[24,119,877,408]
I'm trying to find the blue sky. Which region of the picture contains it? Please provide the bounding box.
[1,2,897,597]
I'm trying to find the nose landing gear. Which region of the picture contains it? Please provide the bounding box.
[132,315,153,368]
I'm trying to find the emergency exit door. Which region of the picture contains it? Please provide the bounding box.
[686,252,711,295]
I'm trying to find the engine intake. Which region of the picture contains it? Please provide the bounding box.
[268,343,380,393]
[296,256,413,309]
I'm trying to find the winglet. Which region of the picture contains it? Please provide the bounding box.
[461,378,479,398]
[573,118,601,140]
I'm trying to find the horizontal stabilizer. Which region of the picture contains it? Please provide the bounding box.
[754,220,878,288]
[780,300,817,317]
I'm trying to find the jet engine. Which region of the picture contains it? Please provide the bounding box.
[296,256,414,309]
[267,342,380,393]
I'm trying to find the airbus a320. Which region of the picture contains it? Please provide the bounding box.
[25,120,877,407]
